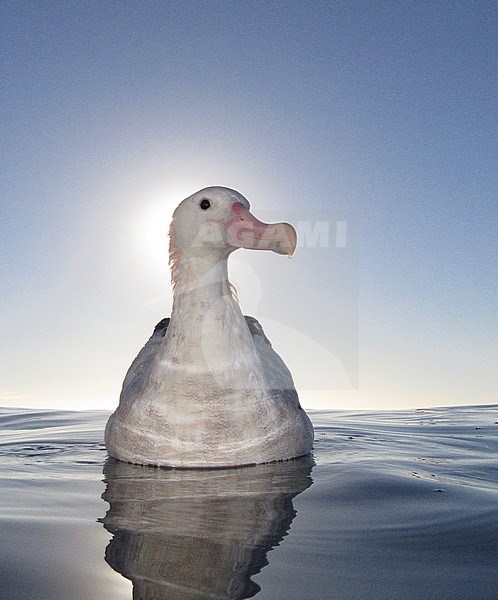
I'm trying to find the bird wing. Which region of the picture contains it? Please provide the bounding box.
[244,316,300,405]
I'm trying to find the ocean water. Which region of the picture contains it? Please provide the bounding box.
[0,405,497,600]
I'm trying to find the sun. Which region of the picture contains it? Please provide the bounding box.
[133,187,192,275]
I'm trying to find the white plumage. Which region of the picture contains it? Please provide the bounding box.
[105,186,314,467]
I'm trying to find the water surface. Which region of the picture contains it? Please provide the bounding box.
[0,405,497,599]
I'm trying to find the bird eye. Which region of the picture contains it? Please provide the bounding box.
[200,199,211,210]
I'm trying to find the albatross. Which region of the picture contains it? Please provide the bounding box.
[105,186,314,467]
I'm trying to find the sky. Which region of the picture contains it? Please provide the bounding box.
[1,1,496,411]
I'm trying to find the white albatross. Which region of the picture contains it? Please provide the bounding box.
[105,186,314,467]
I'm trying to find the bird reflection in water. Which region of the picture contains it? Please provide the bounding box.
[100,456,313,599]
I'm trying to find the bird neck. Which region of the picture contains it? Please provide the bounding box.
[166,252,256,369]
[171,251,233,306]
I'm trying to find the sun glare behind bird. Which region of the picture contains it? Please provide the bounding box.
[133,189,192,275]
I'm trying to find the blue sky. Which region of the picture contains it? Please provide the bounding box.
[1,1,496,410]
